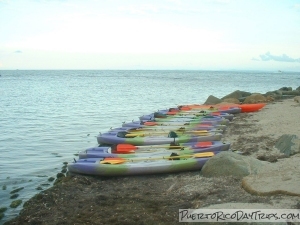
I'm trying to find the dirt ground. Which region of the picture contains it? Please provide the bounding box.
[3,112,299,225]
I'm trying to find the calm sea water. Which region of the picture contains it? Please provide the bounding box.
[0,70,299,223]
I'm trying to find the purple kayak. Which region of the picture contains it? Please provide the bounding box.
[79,141,230,159]
[97,130,223,145]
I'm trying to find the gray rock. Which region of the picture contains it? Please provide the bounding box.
[203,95,222,105]
[279,87,293,91]
[281,90,300,96]
[264,90,282,100]
[274,134,300,156]
[264,89,298,100]
[222,97,240,104]
[242,154,300,196]
[274,90,283,95]
[221,90,252,100]
[294,96,300,103]
[200,152,268,178]
[243,94,266,103]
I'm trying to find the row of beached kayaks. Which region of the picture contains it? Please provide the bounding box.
[67,103,266,176]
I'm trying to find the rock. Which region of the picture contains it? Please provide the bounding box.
[200,152,269,178]
[274,90,283,95]
[48,177,55,182]
[279,87,293,91]
[265,95,274,102]
[264,90,282,100]
[274,134,300,156]
[296,86,300,91]
[294,96,300,103]
[0,207,7,213]
[10,199,22,208]
[242,168,300,196]
[281,90,300,96]
[56,172,65,179]
[10,194,19,199]
[243,94,266,103]
[203,95,222,105]
[221,90,252,100]
[222,98,240,104]
[10,187,24,194]
[242,154,300,196]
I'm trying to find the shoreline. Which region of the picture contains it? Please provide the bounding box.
[3,97,300,225]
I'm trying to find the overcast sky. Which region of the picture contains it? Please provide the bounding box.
[0,0,300,70]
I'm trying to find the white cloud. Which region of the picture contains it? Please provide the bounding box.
[259,52,300,63]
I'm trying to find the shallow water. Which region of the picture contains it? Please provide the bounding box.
[0,70,299,223]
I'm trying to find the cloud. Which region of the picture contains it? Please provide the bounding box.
[254,52,300,63]
[14,50,22,53]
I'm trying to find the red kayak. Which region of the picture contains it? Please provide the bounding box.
[238,103,266,112]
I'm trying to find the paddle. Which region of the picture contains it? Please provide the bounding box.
[116,142,214,153]
[125,131,212,138]
[100,152,215,164]
[166,111,178,115]
[126,129,210,134]
[116,144,181,153]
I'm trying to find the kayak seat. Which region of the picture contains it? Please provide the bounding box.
[117,131,136,138]
[169,152,180,160]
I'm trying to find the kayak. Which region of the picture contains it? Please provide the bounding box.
[238,103,266,112]
[97,130,223,145]
[78,141,231,159]
[143,115,230,125]
[68,151,217,176]
[109,126,224,134]
[181,103,266,113]
[122,120,227,130]
[139,111,234,121]
[121,123,227,131]
[177,105,242,114]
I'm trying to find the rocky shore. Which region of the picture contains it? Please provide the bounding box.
[2,87,300,225]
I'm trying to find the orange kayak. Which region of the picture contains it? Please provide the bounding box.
[238,103,266,112]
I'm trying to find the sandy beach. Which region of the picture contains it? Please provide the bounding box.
[3,97,300,225]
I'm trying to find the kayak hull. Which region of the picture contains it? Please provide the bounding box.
[68,156,211,176]
[238,103,266,112]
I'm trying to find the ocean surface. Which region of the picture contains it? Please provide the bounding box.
[0,70,299,223]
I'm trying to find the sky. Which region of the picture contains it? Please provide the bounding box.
[0,0,300,71]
